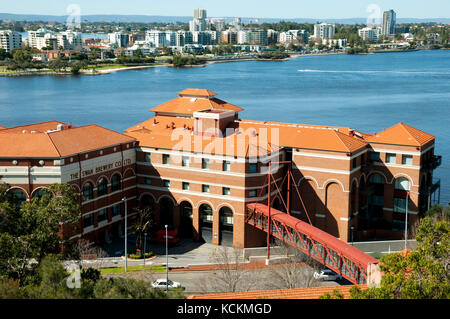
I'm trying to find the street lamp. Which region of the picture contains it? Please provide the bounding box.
[143,232,147,271]
[122,197,128,272]
[404,191,409,251]
[165,224,169,293]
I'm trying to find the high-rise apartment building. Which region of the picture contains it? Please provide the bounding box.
[190,8,207,32]
[314,23,335,39]
[382,10,396,36]
[0,30,22,52]
[109,32,129,48]
[145,30,167,48]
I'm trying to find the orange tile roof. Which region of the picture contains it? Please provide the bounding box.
[0,121,67,133]
[178,88,217,97]
[365,123,435,147]
[150,96,244,115]
[0,123,135,158]
[126,116,368,156]
[0,125,6,130]
[187,284,367,299]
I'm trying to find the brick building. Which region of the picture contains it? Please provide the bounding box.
[0,90,441,248]
[0,121,137,244]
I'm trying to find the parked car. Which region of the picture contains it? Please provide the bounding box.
[152,279,181,289]
[313,269,342,281]
[149,229,180,245]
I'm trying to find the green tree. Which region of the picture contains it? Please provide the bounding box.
[350,212,449,299]
[0,183,80,285]
[48,58,69,72]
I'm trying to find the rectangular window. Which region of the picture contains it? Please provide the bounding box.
[162,154,170,164]
[202,158,209,169]
[182,182,190,190]
[386,153,396,164]
[249,190,257,198]
[182,156,189,167]
[249,163,258,173]
[222,187,230,195]
[144,152,151,162]
[145,178,152,185]
[402,155,413,165]
[163,180,170,188]
[369,152,380,162]
[112,203,121,217]
[202,184,210,193]
[98,208,108,223]
[352,157,357,169]
[223,160,231,171]
[394,197,407,213]
[83,213,94,228]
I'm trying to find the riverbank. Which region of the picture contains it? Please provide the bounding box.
[1,48,446,77]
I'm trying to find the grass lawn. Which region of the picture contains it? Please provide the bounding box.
[100,264,166,275]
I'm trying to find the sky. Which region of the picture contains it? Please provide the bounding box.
[2,0,450,19]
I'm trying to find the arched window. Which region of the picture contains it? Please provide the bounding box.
[82,182,94,201]
[32,188,50,200]
[97,178,108,197]
[111,174,121,192]
[369,174,384,184]
[395,177,411,191]
[7,188,27,202]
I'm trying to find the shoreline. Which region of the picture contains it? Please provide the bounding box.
[0,48,444,77]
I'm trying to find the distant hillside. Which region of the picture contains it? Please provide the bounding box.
[0,13,449,24]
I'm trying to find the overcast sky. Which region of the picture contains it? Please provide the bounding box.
[3,0,450,18]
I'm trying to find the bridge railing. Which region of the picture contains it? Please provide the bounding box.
[246,203,379,285]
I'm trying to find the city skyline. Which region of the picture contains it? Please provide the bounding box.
[2,0,450,19]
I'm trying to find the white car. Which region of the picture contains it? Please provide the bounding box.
[313,269,342,281]
[152,279,181,289]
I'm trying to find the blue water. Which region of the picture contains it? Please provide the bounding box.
[0,50,449,203]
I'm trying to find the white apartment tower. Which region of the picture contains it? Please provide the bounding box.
[314,23,335,39]
[0,30,22,52]
[382,10,396,36]
[189,8,207,32]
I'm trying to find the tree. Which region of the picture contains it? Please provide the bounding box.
[133,207,154,257]
[70,60,87,75]
[0,183,80,285]
[48,58,69,72]
[350,212,449,299]
[196,246,257,293]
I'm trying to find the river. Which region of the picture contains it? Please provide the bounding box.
[0,49,449,203]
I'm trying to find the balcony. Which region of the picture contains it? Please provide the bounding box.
[423,155,442,171]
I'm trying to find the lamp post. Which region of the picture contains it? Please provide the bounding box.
[143,232,147,271]
[404,191,409,251]
[165,224,169,293]
[122,197,128,272]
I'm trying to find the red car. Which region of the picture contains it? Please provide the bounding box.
[149,229,180,244]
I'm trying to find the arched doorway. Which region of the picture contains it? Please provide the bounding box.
[219,206,234,246]
[199,204,213,243]
[159,197,174,229]
[368,173,385,229]
[179,201,193,238]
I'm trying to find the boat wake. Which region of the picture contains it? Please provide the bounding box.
[298,69,450,74]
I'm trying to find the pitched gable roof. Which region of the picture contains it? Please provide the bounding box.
[366,123,435,146]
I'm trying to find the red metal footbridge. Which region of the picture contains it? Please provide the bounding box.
[245,161,379,285]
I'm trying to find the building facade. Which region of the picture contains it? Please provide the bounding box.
[382,10,397,36]
[0,90,441,248]
[0,30,22,53]
[314,23,335,39]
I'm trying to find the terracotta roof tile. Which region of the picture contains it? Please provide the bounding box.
[150,96,244,115]
[178,88,217,97]
[0,125,6,130]
[0,122,135,158]
[0,121,67,134]
[187,284,367,299]
[365,123,434,146]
